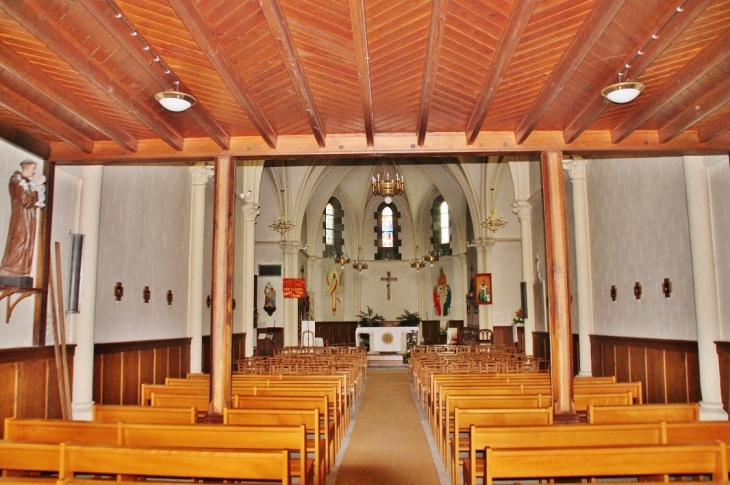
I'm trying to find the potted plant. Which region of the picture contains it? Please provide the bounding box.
[396,309,421,327]
[513,308,524,325]
[357,306,385,327]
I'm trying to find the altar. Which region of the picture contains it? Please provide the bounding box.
[356,326,418,353]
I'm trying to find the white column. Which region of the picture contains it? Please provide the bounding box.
[71,165,103,421]
[307,255,316,321]
[459,254,468,323]
[240,200,259,357]
[562,158,594,377]
[281,240,301,347]
[476,237,494,330]
[188,166,214,374]
[511,200,536,355]
[683,156,728,421]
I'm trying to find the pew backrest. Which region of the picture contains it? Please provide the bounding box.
[587,403,700,424]
[0,441,60,476]
[92,404,197,424]
[4,418,119,445]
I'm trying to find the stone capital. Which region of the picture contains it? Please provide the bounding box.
[562,158,587,181]
[511,199,532,220]
[240,201,260,221]
[190,166,214,186]
[280,240,302,254]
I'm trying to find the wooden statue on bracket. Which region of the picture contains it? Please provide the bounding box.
[0,160,46,287]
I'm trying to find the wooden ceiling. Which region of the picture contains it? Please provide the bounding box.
[0,0,728,162]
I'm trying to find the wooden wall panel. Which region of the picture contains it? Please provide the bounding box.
[717,342,730,414]
[94,338,190,405]
[0,345,74,436]
[614,344,631,383]
[591,335,702,406]
[202,333,245,374]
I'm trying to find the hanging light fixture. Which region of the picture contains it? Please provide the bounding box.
[601,72,644,104]
[269,189,295,235]
[155,81,197,112]
[334,249,350,270]
[482,188,507,233]
[371,159,404,204]
[410,245,425,271]
[351,247,368,273]
[423,249,439,267]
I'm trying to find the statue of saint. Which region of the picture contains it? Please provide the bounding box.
[263,281,277,316]
[0,160,46,285]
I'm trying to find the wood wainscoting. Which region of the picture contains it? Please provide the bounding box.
[93,338,190,406]
[717,341,730,414]
[590,335,702,406]
[0,345,75,437]
[202,333,246,373]
[533,331,580,376]
[314,321,357,347]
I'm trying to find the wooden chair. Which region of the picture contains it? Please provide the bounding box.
[477,329,493,344]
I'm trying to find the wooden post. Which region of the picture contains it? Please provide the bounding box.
[208,156,234,418]
[33,161,54,346]
[540,151,578,423]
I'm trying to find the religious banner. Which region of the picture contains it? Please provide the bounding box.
[283,278,306,298]
[475,273,492,305]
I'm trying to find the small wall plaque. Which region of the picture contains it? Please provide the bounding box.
[633,282,642,300]
[114,282,124,301]
[206,295,211,308]
[143,286,151,303]
[610,285,617,301]
[166,290,173,305]
[662,278,673,298]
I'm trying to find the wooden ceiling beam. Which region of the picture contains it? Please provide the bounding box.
[80,0,230,150]
[0,0,186,151]
[564,0,712,144]
[0,39,138,153]
[659,76,730,143]
[47,131,730,163]
[698,112,730,143]
[0,84,95,153]
[258,0,326,148]
[612,28,730,143]
[168,0,278,149]
[515,0,626,144]
[0,119,50,159]
[416,0,450,146]
[348,0,375,147]
[465,0,539,145]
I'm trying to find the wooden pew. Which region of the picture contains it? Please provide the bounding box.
[224,408,326,485]
[58,443,292,485]
[465,442,727,485]
[0,441,59,480]
[120,423,313,485]
[4,418,119,445]
[92,404,197,424]
[665,420,730,444]
[460,422,665,485]
[587,402,700,424]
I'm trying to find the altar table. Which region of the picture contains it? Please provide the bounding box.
[355,326,418,353]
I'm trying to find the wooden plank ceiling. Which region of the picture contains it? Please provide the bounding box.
[0,0,728,162]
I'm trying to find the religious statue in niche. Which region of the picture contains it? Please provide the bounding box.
[0,160,46,287]
[435,267,451,316]
[325,268,343,315]
[263,281,276,316]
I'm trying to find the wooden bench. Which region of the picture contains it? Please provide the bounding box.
[58,443,292,485]
[665,420,730,444]
[224,408,326,485]
[92,404,197,424]
[4,418,120,445]
[0,441,59,480]
[587,402,700,424]
[465,441,727,485]
[461,422,666,485]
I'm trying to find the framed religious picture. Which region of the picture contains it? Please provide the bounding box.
[475,273,492,305]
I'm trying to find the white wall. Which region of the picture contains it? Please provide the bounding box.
[588,157,696,340]
[707,156,730,341]
[93,166,191,343]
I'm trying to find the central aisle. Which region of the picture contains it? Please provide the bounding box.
[331,369,446,485]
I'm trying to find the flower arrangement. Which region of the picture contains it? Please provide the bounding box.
[512,308,524,325]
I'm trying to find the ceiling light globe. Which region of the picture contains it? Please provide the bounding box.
[601,82,644,104]
[384,196,392,204]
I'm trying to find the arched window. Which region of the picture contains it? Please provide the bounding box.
[431,196,452,256]
[375,202,401,260]
[323,198,344,258]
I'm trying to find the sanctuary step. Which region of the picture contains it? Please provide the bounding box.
[367,352,407,368]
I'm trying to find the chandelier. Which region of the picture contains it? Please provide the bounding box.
[371,159,404,204]
[423,249,439,267]
[270,213,295,235]
[410,245,425,271]
[334,250,350,269]
[351,247,368,273]
[482,187,507,233]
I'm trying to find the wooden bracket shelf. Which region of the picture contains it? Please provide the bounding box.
[0,286,43,323]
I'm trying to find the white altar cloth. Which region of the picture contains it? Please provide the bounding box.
[356,326,418,353]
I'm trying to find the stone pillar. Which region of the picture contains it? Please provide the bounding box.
[511,200,535,355]
[240,200,259,358]
[307,255,316,321]
[188,166,214,374]
[541,151,577,422]
[281,240,301,347]
[459,254,468,323]
[475,237,494,330]
[683,156,728,421]
[70,165,103,421]
[562,158,594,377]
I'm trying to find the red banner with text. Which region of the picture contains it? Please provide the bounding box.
[283,278,307,298]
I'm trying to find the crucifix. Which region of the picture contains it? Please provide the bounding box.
[380,271,397,300]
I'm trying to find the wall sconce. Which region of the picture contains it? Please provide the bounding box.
[610,285,617,301]
[662,278,673,298]
[633,282,642,300]
[206,295,211,308]
[166,290,173,305]
[114,282,124,301]
[143,286,151,303]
